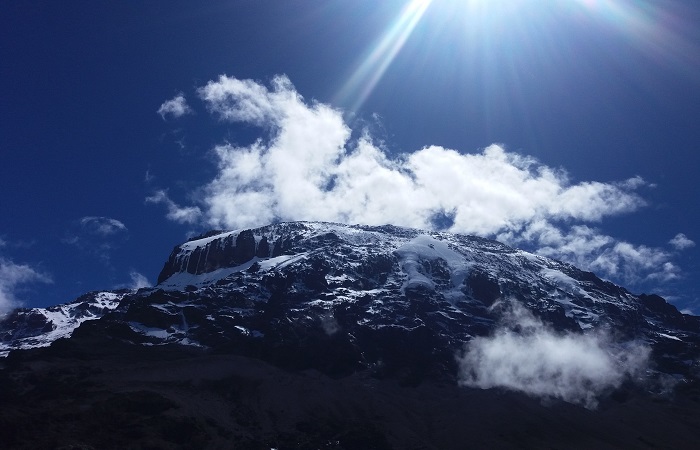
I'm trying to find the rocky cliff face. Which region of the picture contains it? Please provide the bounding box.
[156,225,302,283]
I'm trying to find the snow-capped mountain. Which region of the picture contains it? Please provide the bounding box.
[2,221,700,449]
[0,290,127,357]
[3,221,698,379]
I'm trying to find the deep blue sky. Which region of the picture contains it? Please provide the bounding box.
[1,0,699,313]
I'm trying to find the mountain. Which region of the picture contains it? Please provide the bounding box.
[1,221,700,449]
[0,291,127,358]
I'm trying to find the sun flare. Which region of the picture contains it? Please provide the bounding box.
[333,0,431,115]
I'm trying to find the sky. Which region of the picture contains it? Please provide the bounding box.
[1,0,699,314]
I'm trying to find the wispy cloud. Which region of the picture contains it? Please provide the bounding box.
[79,216,127,236]
[457,301,649,409]
[669,233,695,251]
[508,222,680,285]
[151,74,681,286]
[64,216,129,263]
[157,93,192,120]
[0,255,52,316]
[145,190,202,224]
[128,271,151,290]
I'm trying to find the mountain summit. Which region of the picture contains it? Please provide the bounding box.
[2,221,699,448]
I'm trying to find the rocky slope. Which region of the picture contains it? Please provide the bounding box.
[0,290,127,357]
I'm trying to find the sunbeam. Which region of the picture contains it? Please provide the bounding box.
[334,0,698,124]
[333,0,432,116]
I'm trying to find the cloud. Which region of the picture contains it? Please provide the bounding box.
[669,233,695,251]
[64,216,129,263]
[128,271,151,290]
[145,190,202,224]
[79,216,127,236]
[510,222,680,285]
[457,301,650,409]
[0,256,52,316]
[320,313,340,336]
[152,74,679,286]
[157,93,192,120]
[190,75,644,232]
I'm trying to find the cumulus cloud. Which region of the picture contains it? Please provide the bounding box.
[457,301,649,409]
[157,93,192,120]
[188,75,644,232]
[669,233,695,251]
[151,74,679,284]
[0,256,52,316]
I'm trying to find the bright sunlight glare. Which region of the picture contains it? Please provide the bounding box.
[333,0,431,116]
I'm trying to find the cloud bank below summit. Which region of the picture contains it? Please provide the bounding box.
[457,301,650,409]
[152,74,688,285]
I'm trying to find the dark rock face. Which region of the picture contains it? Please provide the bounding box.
[465,269,500,306]
[157,227,300,283]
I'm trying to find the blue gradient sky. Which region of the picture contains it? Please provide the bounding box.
[1,0,699,313]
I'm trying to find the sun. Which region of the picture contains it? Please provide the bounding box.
[333,0,695,119]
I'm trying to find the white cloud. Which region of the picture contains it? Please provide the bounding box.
[157,93,192,120]
[199,76,284,125]
[0,256,52,316]
[128,271,151,290]
[457,301,649,409]
[64,217,129,263]
[79,216,127,236]
[189,75,645,233]
[669,233,695,251]
[153,74,680,286]
[145,190,202,224]
[513,223,680,285]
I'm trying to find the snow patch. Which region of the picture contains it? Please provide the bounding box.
[658,333,682,341]
[395,235,470,300]
[540,268,578,290]
[158,254,305,290]
[180,230,238,251]
[129,322,172,339]
[0,291,125,357]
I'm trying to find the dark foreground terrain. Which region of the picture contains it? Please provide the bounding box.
[2,341,700,450]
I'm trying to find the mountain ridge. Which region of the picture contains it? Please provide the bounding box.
[3,221,698,379]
